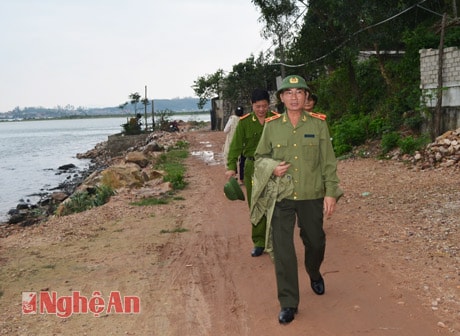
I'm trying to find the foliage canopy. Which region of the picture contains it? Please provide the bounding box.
[193,0,460,154]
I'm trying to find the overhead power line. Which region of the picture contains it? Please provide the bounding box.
[271,0,434,68]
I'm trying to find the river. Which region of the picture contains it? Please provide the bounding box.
[0,114,210,222]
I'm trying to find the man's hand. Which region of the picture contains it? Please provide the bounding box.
[273,161,291,177]
[225,170,236,180]
[323,196,336,218]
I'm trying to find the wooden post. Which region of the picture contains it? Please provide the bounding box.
[151,99,155,130]
[144,85,148,131]
[433,13,447,140]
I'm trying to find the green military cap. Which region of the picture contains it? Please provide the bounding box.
[277,75,310,95]
[224,177,245,201]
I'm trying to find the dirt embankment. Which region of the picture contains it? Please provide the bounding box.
[0,128,458,335]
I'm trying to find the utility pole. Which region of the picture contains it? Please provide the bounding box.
[144,85,148,131]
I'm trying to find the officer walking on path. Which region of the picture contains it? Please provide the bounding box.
[225,89,278,257]
[254,75,342,324]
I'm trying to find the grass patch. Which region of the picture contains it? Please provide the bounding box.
[130,197,170,206]
[160,227,189,234]
[155,146,189,190]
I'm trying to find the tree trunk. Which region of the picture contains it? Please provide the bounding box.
[347,60,358,97]
[278,34,286,78]
[373,43,392,87]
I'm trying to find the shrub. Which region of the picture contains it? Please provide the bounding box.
[59,191,93,215]
[121,114,143,135]
[57,185,115,216]
[334,143,353,157]
[381,132,400,154]
[403,113,424,133]
[331,114,370,156]
[155,109,174,131]
[398,134,430,155]
[92,185,116,206]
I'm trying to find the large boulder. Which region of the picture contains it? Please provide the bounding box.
[125,151,150,168]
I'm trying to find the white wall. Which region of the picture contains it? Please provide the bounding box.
[420,46,460,130]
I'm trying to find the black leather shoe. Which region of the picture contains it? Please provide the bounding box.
[278,307,298,324]
[251,247,264,257]
[310,275,325,295]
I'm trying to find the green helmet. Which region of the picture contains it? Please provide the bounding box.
[277,75,310,94]
[224,177,245,201]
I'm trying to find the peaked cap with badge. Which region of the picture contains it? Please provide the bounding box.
[224,177,245,201]
[277,75,311,97]
[275,75,327,121]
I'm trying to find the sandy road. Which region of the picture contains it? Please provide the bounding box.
[0,128,457,335]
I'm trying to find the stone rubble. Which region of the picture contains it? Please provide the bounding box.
[395,128,460,170]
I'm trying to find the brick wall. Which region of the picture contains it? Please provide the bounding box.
[420,47,460,131]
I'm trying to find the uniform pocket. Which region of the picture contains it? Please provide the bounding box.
[272,139,288,159]
[302,137,319,156]
[302,137,319,161]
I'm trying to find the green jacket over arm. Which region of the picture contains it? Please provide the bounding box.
[254,112,340,200]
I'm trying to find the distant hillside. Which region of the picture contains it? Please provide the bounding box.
[0,98,211,120]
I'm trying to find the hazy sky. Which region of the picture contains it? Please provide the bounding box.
[0,0,272,112]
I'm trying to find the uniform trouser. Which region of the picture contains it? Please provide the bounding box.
[272,198,325,308]
[238,155,246,181]
[244,159,266,248]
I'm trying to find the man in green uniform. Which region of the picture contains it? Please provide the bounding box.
[254,75,341,324]
[225,88,278,257]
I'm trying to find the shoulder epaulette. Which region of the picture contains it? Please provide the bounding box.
[308,112,327,121]
[271,110,279,115]
[265,114,282,122]
[240,113,251,120]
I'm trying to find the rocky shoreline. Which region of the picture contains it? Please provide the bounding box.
[3,148,109,228]
[1,120,199,231]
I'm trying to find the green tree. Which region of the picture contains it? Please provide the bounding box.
[222,53,279,103]
[251,0,304,77]
[192,70,224,109]
[129,92,141,115]
[219,53,280,122]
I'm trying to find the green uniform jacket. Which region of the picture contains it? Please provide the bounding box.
[226,111,278,172]
[250,157,294,258]
[255,111,340,200]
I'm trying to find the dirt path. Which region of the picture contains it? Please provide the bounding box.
[0,129,458,335]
